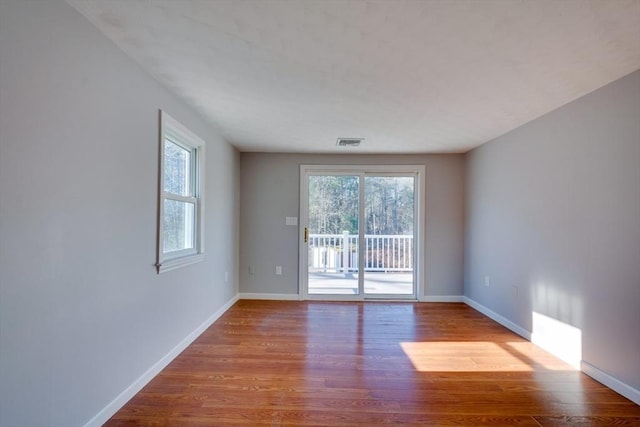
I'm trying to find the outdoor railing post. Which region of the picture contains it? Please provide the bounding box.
[342,230,349,273]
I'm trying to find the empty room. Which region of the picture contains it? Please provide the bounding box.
[1,0,639,426]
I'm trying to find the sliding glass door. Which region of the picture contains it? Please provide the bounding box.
[300,165,423,300]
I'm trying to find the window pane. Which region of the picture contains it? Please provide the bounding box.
[164,139,192,196]
[163,199,195,253]
[365,176,414,235]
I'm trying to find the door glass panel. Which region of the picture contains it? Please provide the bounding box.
[364,176,414,295]
[308,175,359,295]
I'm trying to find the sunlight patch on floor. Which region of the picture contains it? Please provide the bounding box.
[400,341,534,372]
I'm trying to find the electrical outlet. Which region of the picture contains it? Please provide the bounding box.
[225,271,229,282]
[249,265,255,275]
[275,266,282,275]
[484,276,491,287]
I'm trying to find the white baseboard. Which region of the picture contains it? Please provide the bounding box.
[581,361,640,405]
[463,296,640,405]
[239,292,300,300]
[83,294,240,427]
[421,295,464,302]
[462,296,531,340]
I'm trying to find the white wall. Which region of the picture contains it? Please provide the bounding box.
[465,71,640,394]
[240,153,465,299]
[0,1,240,425]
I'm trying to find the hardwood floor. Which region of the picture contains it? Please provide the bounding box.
[106,301,640,426]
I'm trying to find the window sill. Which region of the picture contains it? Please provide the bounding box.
[156,253,204,274]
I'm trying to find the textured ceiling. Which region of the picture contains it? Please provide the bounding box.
[67,0,640,153]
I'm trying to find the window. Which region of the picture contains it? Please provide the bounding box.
[156,111,205,273]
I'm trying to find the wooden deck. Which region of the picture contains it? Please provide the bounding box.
[106,300,640,426]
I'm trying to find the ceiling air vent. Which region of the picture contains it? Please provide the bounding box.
[336,137,363,147]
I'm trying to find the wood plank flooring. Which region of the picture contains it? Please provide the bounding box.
[106,301,640,426]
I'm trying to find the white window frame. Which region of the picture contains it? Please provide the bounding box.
[156,110,205,273]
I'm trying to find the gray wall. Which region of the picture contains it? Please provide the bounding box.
[0,1,240,426]
[240,153,465,298]
[464,71,640,391]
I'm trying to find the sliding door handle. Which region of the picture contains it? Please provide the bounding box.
[304,227,308,243]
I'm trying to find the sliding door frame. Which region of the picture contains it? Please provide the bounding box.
[299,164,426,301]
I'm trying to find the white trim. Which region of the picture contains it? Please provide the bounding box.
[157,110,206,274]
[364,295,418,301]
[306,295,369,302]
[416,167,426,301]
[157,253,204,274]
[239,292,301,301]
[462,296,531,340]
[83,294,239,427]
[581,361,640,405]
[162,112,206,148]
[422,295,464,302]
[298,165,308,299]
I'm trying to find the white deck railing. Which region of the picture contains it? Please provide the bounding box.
[309,232,413,273]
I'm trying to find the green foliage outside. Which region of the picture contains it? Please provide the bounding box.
[309,175,414,235]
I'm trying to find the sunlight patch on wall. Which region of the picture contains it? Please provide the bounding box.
[531,312,582,369]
